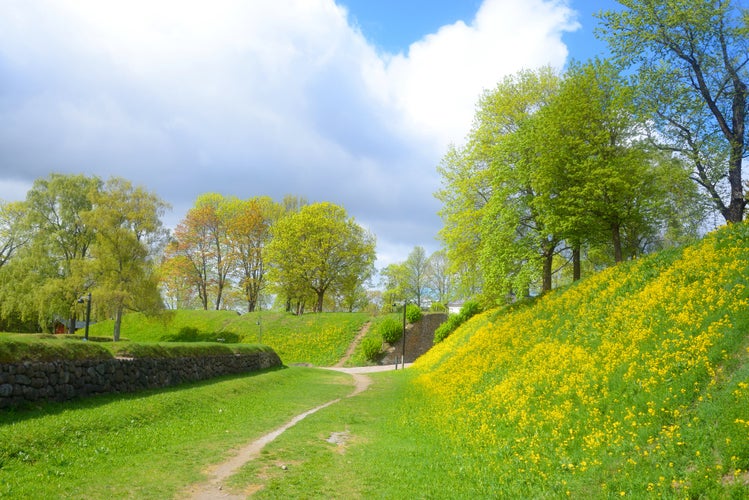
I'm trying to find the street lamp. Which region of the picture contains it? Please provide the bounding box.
[400,301,407,369]
[78,293,91,341]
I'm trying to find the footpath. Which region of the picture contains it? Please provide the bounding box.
[182,320,413,499]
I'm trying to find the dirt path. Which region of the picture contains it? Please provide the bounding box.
[334,321,371,367]
[181,370,374,499]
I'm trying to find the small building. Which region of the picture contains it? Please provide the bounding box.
[447,300,465,315]
[53,320,88,334]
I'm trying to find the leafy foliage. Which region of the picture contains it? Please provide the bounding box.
[377,317,403,344]
[433,300,482,343]
[601,0,749,223]
[267,202,376,313]
[405,303,422,324]
[360,336,382,362]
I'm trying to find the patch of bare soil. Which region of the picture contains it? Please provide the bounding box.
[334,321,371,367]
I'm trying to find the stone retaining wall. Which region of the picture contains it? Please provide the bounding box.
[0,351,282,408]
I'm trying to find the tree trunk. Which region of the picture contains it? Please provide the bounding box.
[200,283,208,310]
[113,305,123,342]
[316,290,325,313]
[542,248,553,293]
[612,222,623,263]
[725,147,746,222]
[67,313,77,334]
[572,244,581,282]
[215,284,223,310]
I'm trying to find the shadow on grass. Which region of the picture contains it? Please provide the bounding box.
[0,365,287,424]
[160,326,240,343]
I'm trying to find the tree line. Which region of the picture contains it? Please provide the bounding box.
[434,0,749,304]
[0,178,376,337]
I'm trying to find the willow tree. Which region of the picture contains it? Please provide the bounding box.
[0,174,101,332]
[600,0,749,222]
[267,202,375,313]
[83,177,168,341]
[0,200,28,269]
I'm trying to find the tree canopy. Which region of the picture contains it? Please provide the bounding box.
[437,63,700,303]
[266,202,375,313]
[600,0,749,223]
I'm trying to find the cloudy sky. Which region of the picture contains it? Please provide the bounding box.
[0,0,617,267]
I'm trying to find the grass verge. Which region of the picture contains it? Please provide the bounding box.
[0,367,352,499]
[225,370,493,498]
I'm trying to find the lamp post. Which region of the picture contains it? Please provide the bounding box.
[78,293,91,341]
[257,313,262,344]
[401,301,407,369]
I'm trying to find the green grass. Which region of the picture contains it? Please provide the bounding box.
[213,223,749,498]
[0,332,274,362]
[5,225,749,498]
[225,370,498,498]
[87,311,371,366]
[344,313,400,366]
[0,367,353,499]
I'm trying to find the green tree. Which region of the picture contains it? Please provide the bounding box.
[379,262,406,308]
[600,0,749,222]
[530,60,696,269]
[435,143,490,299]
[0,200,29,269]
[403,246,430,307]
[474,67,562,297]
[1,174,101,332]
[426,249,453,306]
[267,202,376,313]
[83,177,168,341]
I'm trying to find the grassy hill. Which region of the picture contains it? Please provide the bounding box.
[404,222,749,497]
[88,310,372,366]
[3,223,749,498]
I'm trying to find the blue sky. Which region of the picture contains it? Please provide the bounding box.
[0,0,621,268]
[343,0,616,60]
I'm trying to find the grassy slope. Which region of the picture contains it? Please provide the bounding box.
[88,311,371,366]
[410,222,749,497]
[236,223,749,498]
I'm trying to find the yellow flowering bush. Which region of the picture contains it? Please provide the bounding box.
[411,222,749,497]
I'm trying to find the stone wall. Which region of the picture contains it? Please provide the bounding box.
[0,351,282,408]
[382,312,447,364]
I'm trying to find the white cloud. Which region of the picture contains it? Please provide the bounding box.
[0,0,577,266]
[384,0,576,150]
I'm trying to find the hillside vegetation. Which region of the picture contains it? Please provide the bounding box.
[406,222,749,497]
[88,311,371,366]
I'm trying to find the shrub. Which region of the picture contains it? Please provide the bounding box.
[429,302,447,313]
[460,300,482,319]
[378,317,403,344]
[406,304,422,324]
[434,300,483,344]
[360,336,382,361]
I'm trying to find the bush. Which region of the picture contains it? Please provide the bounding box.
[161,326,240,343]
[429,302,447,313]
[360,336,382,361]
[406,304,422,324]
[434,300,483,344]
[378,317,403,344]
[460,300,482,319]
